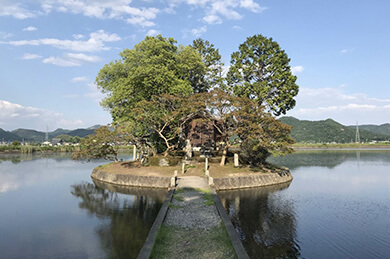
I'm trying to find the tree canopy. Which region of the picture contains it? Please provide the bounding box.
[227,34,299,116]
[96,35,205,123]
[91,34,298,166]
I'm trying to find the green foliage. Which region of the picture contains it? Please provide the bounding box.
[173,194,184,202]
[227,34,299,116]
[280,117,390,143]
[167,156,180,166]
[73,126,121,162]
[148,156,160,166]
[11,140,21,146]
[191,38,224,92]
[94,34,297,166]
[55,134,82,143]
[239,140,271,166]
[96,35,203,123]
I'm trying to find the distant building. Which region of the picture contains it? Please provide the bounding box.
[51,138,63,146]
[183,113,223,149]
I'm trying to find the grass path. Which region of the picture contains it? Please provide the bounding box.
[150,177,237,259]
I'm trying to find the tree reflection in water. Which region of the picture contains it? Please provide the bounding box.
[218,183,300,259]
[71,181,166,259]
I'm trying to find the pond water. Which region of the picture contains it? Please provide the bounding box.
[218,149,390,258]
[0,153,166,259]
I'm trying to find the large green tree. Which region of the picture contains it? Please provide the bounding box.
[227,34,299,116]
[73,126,121,162]
[96,35,204,123]
[191,39,224,92]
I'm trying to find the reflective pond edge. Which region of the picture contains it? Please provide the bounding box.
[93,167,293,191]
[137,189,174,259]
[213,170,292,190]
[92,168,174,188]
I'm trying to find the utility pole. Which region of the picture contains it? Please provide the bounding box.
[355,121,360,143]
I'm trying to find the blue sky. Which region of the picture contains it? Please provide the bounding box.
[1,0,389,131]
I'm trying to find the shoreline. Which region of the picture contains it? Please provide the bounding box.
[91,162,293,191]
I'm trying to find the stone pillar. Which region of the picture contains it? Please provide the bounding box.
[133,145,137,161]
[205,157,209,176]
[208,176,213,186]
[174,170,178,177]
[234,153,239,167]
[185,139,192,160]
[181,162,185,174]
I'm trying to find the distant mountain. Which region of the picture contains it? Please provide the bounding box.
[49,128,71,138]
[0,125,102,142]
[11,129,45,142]
[87,125,102,130]
[348,124,390,136]
[66,128,95,138]
[280,117,389,143]
[0,129,21,142]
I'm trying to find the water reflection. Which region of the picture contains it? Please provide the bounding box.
[71,181,166,259]
[268,149,390,169]
[218,183,300,259]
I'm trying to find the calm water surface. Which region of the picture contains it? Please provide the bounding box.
[0,153,166,258]
[219,150,390,259]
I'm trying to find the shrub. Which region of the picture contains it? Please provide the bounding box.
[167,156,180,166]
[148,156,160,166]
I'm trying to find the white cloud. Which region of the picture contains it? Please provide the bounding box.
[43,53,101,67]
[72,34,84,40]
[5,30,121,52]
[232,25,242,30]
[210,1,242,20]
[146,29,160,36]
[291,65,304,75]
[39,0,160,27]
[203,14,222,24]
[286,87,390,125]
[0,2,36,19]
[0,99,84,131]
[23,26,37,31]
[240,0,266,13]
[191,26,207,37]
[71,76,88,83]
[2,0,264,28]
[21,53,42,60]
[340,48,354,54]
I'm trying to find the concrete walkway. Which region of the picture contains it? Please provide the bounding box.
[176,176,208,189]
[150,176,237,259]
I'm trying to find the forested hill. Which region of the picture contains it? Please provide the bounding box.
[348,124,390,136]
[280,117,390,143]
[0,126,101,142]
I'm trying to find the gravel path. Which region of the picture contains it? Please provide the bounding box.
[151,176,237,259]
[165,188,221,229]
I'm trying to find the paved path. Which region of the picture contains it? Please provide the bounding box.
[176,176,208,189]
[150,176,237,259]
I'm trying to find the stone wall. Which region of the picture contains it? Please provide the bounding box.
[212,170,293,190]
[91,168,172,189]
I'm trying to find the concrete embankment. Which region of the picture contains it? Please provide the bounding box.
[92,166,292,190]
[212,170,293,190]
[91,168,172,188]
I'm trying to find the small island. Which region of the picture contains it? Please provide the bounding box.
[91,157,293,190]
[74,34,298,191]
